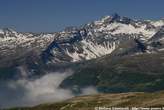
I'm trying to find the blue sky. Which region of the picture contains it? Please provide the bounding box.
[0,0,163,32]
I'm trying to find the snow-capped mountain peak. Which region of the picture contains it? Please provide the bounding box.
[151,19,164,27]
[0,14,164,66]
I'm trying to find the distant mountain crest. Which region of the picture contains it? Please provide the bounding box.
[0,14,163,66]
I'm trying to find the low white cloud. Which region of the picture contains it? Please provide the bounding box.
[0,69,99,108]
[81,86,98,95]
[0,70,74,108]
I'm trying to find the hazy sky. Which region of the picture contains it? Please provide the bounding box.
[0,0,163,32]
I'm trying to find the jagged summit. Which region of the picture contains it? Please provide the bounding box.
[96,13,135,25]
[99,13,121,23]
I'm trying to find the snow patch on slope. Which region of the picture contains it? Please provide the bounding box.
[97,22,156,39]
[66,40,117,62]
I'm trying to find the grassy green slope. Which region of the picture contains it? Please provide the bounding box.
[60,51,164,93]
[7,91,164,110]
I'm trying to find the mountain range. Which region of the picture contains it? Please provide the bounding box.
[0,14,164,67]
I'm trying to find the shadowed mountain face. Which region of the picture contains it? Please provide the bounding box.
[0,14,164,108]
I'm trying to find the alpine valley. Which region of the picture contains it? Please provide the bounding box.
[1,14,164,109]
